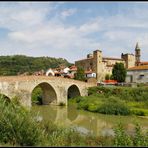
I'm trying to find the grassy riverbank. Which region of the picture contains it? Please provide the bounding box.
[0,96,148,146]
[69,86,148,116]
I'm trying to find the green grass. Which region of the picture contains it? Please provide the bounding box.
[71,86,148,116]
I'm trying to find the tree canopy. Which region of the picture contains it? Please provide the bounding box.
[112,63,127,82]
[0,55,72,76]
[74,66,86,81]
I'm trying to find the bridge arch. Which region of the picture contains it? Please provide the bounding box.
[31,82,57,105]
[67,84,81,99]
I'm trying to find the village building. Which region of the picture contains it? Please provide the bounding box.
[45,65,77,78]
[126,65,148,83]
[75,43,147,82]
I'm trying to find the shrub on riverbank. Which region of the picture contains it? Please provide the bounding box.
[98,97,130,115]
[76,96,130,115]
[114,123,148,146]
[0,98,45,146]
[88,86,148,101]
[71,86,148,116]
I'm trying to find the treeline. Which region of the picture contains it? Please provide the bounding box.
[0,55,72,76]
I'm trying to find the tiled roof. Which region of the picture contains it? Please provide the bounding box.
[103,80,118,84]
[69,65,77,71]
[128,65,148,71]
[140,62,148,65]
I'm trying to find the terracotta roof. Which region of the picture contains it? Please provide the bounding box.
[128,65,148,71]
[69,65,77,71]
[140,62,148,65]
[103,80,118,84]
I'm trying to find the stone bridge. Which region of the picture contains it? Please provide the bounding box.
[0,76,96,107]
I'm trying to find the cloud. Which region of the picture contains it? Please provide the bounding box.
[0,2,148,63]
[61,8,77,19]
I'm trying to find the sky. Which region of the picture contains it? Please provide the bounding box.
[0,1,148,63]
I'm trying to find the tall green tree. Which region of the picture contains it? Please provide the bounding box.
[105,74,110,80]
[74,66,86,81]
[112,63,127,82]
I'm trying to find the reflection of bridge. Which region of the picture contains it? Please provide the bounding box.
[38,105,114,137]
[0,76,96,107]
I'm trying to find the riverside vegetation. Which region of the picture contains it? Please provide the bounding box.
[69,86,148,116]
[0,88,148,146]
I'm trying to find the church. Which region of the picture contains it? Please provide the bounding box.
[75,43,146,82]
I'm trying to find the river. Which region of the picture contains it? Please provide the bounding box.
[31,104,148,137]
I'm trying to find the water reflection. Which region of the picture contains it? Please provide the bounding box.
[32,104,148,137]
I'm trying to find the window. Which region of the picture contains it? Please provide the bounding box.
[139,75,144,79]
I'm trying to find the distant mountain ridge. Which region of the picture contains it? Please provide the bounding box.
[0,55,72,76]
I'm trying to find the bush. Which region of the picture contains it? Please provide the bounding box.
[77,101,89,110]
[75,96,85,103]
[31,86,43,105]
[88,103,99,112]
[88,86,148,102]
[0,99,45,146]
[114,123,133,146]
[97,97,130,115]
[133,123,148,146]
[114,123,148,146]
[130,108,148,116]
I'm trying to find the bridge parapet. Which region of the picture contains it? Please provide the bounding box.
[0,76,96,107]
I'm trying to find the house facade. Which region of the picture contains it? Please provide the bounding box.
[126,65,148,83]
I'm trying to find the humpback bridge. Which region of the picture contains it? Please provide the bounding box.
[0,76,96,107]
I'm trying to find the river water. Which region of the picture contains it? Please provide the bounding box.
[32,104,148,137]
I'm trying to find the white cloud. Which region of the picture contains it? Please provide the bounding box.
[61,8,77,19]
[0,2,148,62]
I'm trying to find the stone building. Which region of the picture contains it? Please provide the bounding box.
[75,43,142,82]
[126,65,148,83]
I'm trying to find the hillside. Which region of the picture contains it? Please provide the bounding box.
[0,55,72,76]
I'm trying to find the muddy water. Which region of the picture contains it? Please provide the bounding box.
[32,104,148,136]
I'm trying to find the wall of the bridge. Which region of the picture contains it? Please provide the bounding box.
[0,77,96,107]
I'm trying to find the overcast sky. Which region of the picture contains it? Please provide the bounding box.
[0,2,148,63]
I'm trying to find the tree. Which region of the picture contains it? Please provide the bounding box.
[105,74,110,80]
[74,66,86,81]
[112,63,127,82]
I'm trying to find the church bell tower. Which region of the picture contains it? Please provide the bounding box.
[135,42,141,66]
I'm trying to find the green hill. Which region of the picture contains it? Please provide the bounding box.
[0,55,72,76]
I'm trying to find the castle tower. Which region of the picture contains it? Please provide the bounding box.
[93,50,103,82]
[135,42,141,66]
[121,53,135,68]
